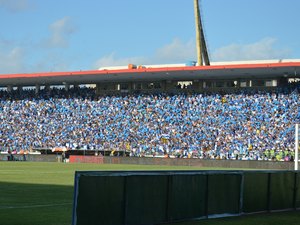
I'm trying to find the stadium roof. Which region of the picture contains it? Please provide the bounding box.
[0,59,300,86]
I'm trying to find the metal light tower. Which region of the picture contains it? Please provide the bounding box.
[194,0,210,66]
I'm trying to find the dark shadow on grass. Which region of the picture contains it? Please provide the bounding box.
[0,182,73,225]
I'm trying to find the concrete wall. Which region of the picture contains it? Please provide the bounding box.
[0,154,60,162]
[104,157,294,170]
[0,154,295,170]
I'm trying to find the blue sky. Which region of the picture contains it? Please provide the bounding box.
[0,0,299,74]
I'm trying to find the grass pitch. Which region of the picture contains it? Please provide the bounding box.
[0,161,299,225]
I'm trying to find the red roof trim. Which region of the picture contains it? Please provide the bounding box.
[0,62,299,79]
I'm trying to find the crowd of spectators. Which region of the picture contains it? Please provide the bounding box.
[0,83,299,161]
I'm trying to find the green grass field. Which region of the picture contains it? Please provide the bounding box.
[0,161,299,225]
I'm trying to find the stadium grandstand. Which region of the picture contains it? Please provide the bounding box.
[0,59,300,162]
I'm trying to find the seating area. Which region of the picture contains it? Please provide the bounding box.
[0,84,299,161]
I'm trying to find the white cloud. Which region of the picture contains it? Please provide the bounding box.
[211,38,291,61]
[94,52,147,68]
[0,39,70,74]
[0,0,33,13]
[1,36,292,74]
[154,38,196,63]
[0,17,76,74]
[34,53,70,72]
[45,17,76,48]
[0,45,26,74]
[94,37,293,69]
[94,38,196,68]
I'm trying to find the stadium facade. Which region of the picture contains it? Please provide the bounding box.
[0,59,299,94]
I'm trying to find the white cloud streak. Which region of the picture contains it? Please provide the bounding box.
[0,45,26,74]
[0,39,70,74]
[0,17,76,74]
[0,0,33,13]
[94,38,196,68]
[94,37,292,68]
[94,52,147,68]
[0,36,293,74]
[154,38,196,63]
[211,38,291,61]
[45,17,76,48]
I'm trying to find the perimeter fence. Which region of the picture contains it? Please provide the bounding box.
[72,170,300,225]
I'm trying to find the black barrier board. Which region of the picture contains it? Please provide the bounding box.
[125,175,168,225]
[168,174,207,221]
[270,172,295,210]
[243,172,269,213]
[75,175,125,225]
[72,170,300,225]
[207,173,241,216]
[296,172,300,208]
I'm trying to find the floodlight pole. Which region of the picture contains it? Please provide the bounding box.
[295,124,299,170]
[194,0,203,66]
[194,0,210,66]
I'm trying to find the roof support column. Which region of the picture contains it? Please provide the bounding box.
[193,80,202,91]
[65,83,70,91]
[44,85,50,94]
[165,80,176,91]
[96,83,101,95]
[35,84,40,94]
[7,85,13,92]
